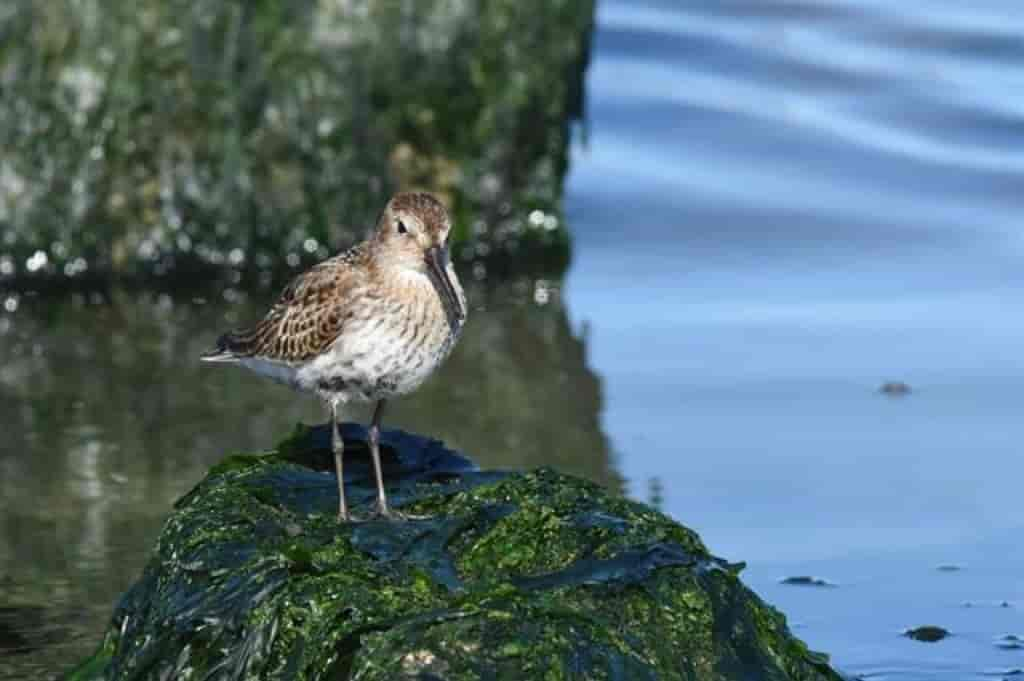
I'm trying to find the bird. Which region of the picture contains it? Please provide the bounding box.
[200,192,466,522]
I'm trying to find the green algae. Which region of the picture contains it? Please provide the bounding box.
[65,633,116,681]
[67,426,843,681]
[0,0,594,286]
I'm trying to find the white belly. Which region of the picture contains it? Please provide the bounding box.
[293,320,457,403]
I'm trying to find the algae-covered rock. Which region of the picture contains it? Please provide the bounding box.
[68,425,843,681]
[0,0,593,284]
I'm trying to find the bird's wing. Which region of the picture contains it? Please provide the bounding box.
[205,252,362,363]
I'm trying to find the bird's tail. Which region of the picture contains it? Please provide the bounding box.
[200,333,241,363]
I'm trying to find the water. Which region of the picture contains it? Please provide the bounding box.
[3,0,1024,678]
[564,0,1024,678]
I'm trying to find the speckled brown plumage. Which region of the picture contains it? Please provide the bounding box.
[201,191,466,522]
[210,245,368,362]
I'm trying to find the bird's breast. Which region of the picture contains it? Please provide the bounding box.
[297,283,461,401]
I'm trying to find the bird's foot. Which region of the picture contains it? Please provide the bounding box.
[367,503,430,522]
[336,508,365,523]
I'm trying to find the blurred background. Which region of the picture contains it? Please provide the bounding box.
[1,1,1022,679]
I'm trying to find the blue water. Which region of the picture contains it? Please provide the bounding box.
[565,1,1024,678]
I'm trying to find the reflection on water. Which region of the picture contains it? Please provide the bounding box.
[0,278,613,677]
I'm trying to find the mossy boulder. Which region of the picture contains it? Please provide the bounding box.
[0,1,592,284]
[67,425,844,680]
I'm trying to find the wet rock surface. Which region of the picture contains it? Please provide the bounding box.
[903,626,951,643]
[68,425,843,680]
[994,634,1023,650]
[879,382,912,397]
[780,576,838,588]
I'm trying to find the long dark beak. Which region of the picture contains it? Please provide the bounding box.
[425,246,463,330]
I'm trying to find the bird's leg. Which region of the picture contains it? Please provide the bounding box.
[330,399,351,522]
[368,399,391,517]
[367,400,427,521]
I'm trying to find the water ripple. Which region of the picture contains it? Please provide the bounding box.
[598,1,1024,177]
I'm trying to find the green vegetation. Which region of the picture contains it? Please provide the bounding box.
[67,425,842,680]
[0,0,594,284]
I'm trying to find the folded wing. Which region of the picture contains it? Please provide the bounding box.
[201,258,356,364]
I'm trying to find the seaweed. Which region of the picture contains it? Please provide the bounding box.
[67,425,843,680]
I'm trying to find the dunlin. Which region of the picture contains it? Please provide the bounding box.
[201,192,466,521]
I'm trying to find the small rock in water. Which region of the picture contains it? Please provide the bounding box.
[963,599,1015,609]
[880,381,912,396]
[903,626,950,642]
[780,576,837,588]
[994,634,1023,650]
[936,564,962,572]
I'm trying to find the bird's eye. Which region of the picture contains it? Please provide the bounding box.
[397,220,408,235]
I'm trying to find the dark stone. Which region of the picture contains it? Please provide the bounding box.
[903,626,950,642]
[879,381,912,396]
[780,576,837,588]
[995,634,1023,650]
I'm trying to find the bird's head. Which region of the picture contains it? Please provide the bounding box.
[372,191,463,324]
